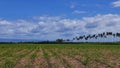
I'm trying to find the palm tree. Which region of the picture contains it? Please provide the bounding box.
[71,32,120,42]
[113,33,116,37]
[95,36,98,39]
[79,36,84,40]
[76,36,80,40]
[116,33,120,37]
[106,32,112,35]
[56,39,64,43]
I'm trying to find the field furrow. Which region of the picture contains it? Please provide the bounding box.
[32,48,48,68]
[14,50,35,68]
[0,44,120,68]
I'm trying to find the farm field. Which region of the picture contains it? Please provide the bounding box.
[0,43,120,68]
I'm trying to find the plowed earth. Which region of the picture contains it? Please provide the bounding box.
[0,44,120,68]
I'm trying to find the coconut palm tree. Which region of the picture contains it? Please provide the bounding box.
[116,33,120,37]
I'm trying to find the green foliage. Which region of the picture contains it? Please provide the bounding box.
[30,54,37,59]
[4,61,13,68]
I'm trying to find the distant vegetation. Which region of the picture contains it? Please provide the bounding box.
[71,32,120,41]
[0,32,120,43]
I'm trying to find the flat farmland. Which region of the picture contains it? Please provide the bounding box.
[0,43,120,68]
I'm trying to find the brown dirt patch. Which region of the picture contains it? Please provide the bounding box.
[14,50,35,68]
[63,56,85,68]
[31,48,48,68]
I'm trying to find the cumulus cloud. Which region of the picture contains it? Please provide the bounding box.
[83,14,120,33]
[0,14,120,40]
[112,0,120,7]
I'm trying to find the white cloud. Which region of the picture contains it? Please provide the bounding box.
[0,14,120,40]
[0,20,12,25]
[73,10,87,14]
[82,14,120,33]
[112,0,120,7]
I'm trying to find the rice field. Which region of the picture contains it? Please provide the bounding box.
[0,43,120,68]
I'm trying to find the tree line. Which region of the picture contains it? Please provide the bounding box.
[0,32,120,44]
[57,32,120,42]
[72,32,120,41]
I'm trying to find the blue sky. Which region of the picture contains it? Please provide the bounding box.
[0,0,120,20]
[0,0,120,41]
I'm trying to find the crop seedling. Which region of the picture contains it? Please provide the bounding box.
[4,61,14,68]
[30,54,37,59]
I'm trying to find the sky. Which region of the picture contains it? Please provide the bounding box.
[0,0,120,41]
